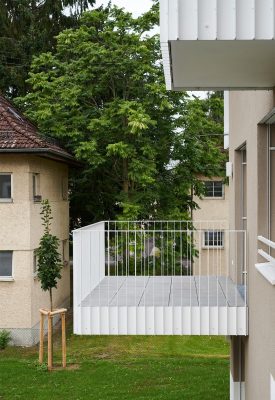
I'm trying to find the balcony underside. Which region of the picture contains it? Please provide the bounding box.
[169,40,275,90]
[76,276,247,336]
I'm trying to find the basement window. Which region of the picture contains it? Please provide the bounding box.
[203,231,224,249]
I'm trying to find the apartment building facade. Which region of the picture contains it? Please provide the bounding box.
[193,178,229,276]
[160,1,275,399]
[0,95,76,345]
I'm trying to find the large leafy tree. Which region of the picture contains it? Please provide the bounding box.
[0,0,95,97]
[16,4,226,225]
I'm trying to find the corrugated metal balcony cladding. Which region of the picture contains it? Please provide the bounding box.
[160,0,275,90]
[161,0,275,41]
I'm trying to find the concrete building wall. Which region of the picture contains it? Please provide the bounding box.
[229,90,275,400]
[193,179,229,276]
[0,154,70,344]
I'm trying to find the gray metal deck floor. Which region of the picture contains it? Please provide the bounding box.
[81,276,246,307]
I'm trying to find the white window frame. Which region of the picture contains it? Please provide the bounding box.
[203,230,224,249]
[0,250,14,281]
[203,181,224,199]
[0,173,13,203]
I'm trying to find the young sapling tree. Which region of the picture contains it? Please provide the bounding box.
[37,199,62,311]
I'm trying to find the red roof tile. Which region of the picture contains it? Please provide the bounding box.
[0,95,76,164]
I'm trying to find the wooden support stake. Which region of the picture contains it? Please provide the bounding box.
[61,313,66,368]
[48,315,53,371]
[39,313,44,364]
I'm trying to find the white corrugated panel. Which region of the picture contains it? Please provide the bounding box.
[209,307,219,335]
[161,0,275,41]
[73,231,82,334]
[164,307,173,334]
[218,307,228,335]
[182,307,191,334]
[198,0,217,40]
[109,307,119,334]
[217,0,236,39]
[155,307,164,335]
[173,307,182,334]
[191,307,200,334]
[100,307,109,334]
[127,307,137,335]
[178,0,198,39]
[118,307,127,335]
[146,307,155,334]
[137,308,146,335]
[228,307,237,335]
[91,307,100,335]
[77,306,247,335]
[200,307,210,335]
[255,0,274,39]
[168,0,179,40]
[237,307,248,335]
[236,0,255,39]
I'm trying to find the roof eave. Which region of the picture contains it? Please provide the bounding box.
[0,148,83,167]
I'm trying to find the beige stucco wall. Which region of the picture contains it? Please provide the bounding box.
[0,154,70,330]
[193,179,229,276]
[228,90,275,400]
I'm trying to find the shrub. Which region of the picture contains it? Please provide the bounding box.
[0,330,11,350]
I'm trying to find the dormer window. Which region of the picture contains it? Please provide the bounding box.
[0,173,12,202]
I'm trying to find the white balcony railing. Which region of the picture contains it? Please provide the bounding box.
[73,221,248,336]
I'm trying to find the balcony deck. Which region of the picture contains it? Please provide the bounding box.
[81,276,245,307]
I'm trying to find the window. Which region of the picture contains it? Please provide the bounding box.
[32,173,41,202]
[203,231,224,248]
[0,174,12,201]
[0,251,13,277]
[204,181,224,198]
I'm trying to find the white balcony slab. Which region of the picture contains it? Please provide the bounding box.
[160,0,275,90]
[76,276,247,336]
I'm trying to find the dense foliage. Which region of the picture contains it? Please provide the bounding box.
[0,0,95,97]
[16,4,226,225]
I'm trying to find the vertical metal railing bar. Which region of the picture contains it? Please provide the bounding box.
[198,223,201,307]
[207,229,210,308]
[180,222,182,308]
[78,225,247,313]
[107,222,110,306]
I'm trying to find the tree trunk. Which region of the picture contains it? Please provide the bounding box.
[50,288,53,312]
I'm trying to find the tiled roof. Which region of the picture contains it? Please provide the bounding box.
[0,95,76,163]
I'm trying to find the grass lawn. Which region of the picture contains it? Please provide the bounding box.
[0,324,230,400]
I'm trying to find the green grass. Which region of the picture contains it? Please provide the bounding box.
[0,325,230,400]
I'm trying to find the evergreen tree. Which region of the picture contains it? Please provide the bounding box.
[0,0,95,97]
